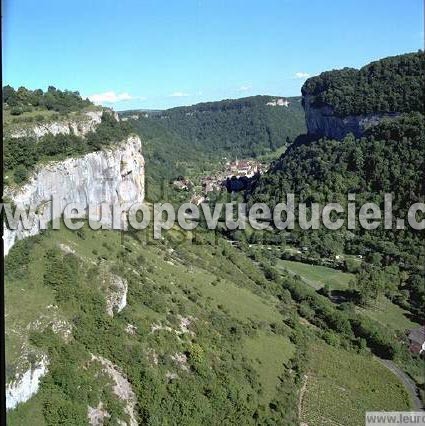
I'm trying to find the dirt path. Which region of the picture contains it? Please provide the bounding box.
[298,374,309,425]
[376,358,423,411]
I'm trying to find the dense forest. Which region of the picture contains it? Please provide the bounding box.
[302,51,424,116]
[128,116,208,201]
[3,85,93,115]
[249,52,425,321]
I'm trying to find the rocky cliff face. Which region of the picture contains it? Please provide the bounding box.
[105,274,129,317]
[7,110,118,139]
[303,94,399,139]
[6,355,49,411]
[4,135,145,255]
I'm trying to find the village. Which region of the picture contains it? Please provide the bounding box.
[171,158,268,205]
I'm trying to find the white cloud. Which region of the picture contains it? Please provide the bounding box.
[169,91,190,97]
[88,91,142,104]
[294,72,311,79]
[237,85,252,92]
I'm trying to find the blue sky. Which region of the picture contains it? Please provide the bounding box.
[3,0,423,110]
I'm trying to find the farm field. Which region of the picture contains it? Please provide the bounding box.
[300,342,412,426]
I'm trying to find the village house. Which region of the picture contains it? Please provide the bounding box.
[266,98,290,107]
[407,327,425,354]
[226,159,262,178]
[172,176,193,191]
[190,194,206,206]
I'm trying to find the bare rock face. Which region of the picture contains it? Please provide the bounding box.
[87,402,111,426]
[8,110,106,139]
[6,355,49,411]
[3,135,145,255]
[91,355,138,426]
[105,274,128,317]
[303,94,399,140]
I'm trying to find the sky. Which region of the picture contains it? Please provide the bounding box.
[3,0,424,110]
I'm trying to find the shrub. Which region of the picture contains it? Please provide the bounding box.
[13,165,29,184]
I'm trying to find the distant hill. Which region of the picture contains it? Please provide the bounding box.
[123,95,306,159]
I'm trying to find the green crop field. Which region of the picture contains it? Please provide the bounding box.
[300,342,412,426]
[276,259,420,334]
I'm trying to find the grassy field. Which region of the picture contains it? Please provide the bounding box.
[243,332,295,403]
[192,276,282,323]
[300,342,412,426]
[357,296,418,331]
[277,259,354,290]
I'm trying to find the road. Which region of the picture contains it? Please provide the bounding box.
[377,358,424,411]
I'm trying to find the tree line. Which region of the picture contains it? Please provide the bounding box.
[3,85,93,115]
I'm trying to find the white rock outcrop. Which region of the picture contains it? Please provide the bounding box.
[6,355,49,410]
[105,274,128,317]
[8,110,106,139]
[88,402,111,425]
[91,355,137,426]
[3,135,145,255]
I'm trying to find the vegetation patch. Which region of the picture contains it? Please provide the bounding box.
[243,332,295,403]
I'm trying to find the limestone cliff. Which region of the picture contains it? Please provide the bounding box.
[303,94,400,140]
[6,355,49,411]
[4,135,145,255]
[7,110,118,139]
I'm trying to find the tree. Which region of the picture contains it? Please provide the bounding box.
[351,266,386,305]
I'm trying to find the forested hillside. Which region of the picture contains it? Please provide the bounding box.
[123,95,305,200]
[6,216,414,425]
[124,95,305,159]
[127,117,209,200]
[302,51,424,116]
[248,113,425,316]
[248,53,425,322]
